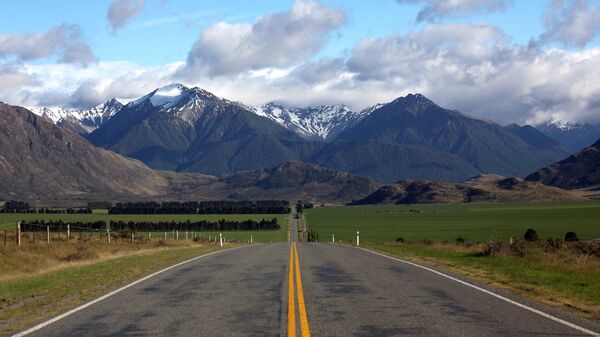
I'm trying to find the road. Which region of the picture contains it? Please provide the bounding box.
[18,218,600,336]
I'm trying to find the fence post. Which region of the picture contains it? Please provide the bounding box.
[67,224,70,241]
[356,231,360,247]
[164,232,167,241]
[16,221,21,246]
[47,226,50,244]
[176,230,179,240]
[219,233,223,247]
[107,229,111,243]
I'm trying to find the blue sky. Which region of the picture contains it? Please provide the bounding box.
[1,0,600,125]
[0,0,555,65]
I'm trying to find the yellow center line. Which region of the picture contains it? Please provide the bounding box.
[288,243,296,337]
[293,243,311,337]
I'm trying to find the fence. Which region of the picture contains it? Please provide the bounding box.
[3,221,247,248]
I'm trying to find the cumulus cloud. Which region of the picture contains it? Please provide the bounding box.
[182,0,346,76]
[539,0,600,48]
[107,0,145,33]
[342,24,600,124]
[0,25,96,65]
[397,0,510,22]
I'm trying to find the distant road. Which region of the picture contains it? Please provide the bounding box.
[19,243,600,337]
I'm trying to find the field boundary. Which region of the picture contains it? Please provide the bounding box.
[355,245,600,336]
[11,245,246,337]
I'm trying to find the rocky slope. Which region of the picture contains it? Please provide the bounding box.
[526,139,600,189]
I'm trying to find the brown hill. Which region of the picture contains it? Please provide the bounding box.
[0,103,173,200]
[351,175,586,205]
[525,139,600,189]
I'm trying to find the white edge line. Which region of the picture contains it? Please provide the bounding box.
[356,246,600,337]
[12,246,243,337]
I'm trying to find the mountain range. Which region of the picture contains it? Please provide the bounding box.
[24,84,572,183]
[0,102,378,203]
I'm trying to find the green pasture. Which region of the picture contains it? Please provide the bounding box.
[305,202,600,242]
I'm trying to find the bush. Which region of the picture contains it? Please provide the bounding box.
[564,231,578,242]
[523,228,538,242]
[455,236,466,245]
[395,237,405,243]
[481,240,511,256]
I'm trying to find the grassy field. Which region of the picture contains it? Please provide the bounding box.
[0,241,230,336]
[365,242,600,320]
[0,213,289,243]
[305,202,600,242]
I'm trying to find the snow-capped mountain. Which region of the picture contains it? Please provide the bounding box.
[536,120,600,153]
[28,98,123,134]
[252,103,373,140]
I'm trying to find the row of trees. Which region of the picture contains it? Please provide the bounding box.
[19,218,280,232]
[1,201,91,214]
[108,200,290,214]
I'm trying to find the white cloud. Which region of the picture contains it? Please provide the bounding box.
[0,25,96,65]
[539,0,600,48]
[182,0,346,76]
[107,0,145,33]
[397,0,510,22]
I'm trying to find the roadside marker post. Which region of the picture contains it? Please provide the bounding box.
[219,233,223,247]
[107,229,111,243]
[176,230,179,240]
[251,235,253,244]
[510,237,513,245]
[47,226,50,244]
[332,234,335,243]
[356,231,360,247]
[164,232,167,241]
[16,221,21,246]
[67,224,70,241]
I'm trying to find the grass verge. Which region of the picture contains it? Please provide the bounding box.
[364,241,600,321]
[0,241,230,336]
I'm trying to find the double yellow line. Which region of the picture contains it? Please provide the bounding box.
[288,242,310,337]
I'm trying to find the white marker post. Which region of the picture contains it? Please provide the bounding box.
[107,229,111,244]
[356,231,360,247]
[16,221,21,247]
[219,233,223,247]
[186,231,188,240]
[67,224,71,241]
[164,232,167,241]
[46,226,50,244]
[250,235,253,244]
[332,234,335,243]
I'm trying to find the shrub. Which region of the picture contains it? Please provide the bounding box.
[564,231,578,242]
[455,236,466,245]
[523,228,538,242]
[395,237,405,243]
[481,240,510,256]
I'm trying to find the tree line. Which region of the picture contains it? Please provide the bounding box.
[108,200,290,214]
[1,201,91,214]
[19,218,280,232]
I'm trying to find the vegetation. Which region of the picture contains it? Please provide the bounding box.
[0,241,227,335]
[108,200,290,214]
[0,201,91,214]
[19,218,280,232]
[365,240,600,319]
[0,213,289,243]
[305,202,600,242]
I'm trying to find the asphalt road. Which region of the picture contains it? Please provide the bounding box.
[20,242,600,336]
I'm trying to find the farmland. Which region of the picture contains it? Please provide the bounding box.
[304,202,600,243]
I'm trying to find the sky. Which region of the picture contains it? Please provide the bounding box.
[1,0,600,125]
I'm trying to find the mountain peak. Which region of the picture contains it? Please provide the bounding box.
[393,93,434,106]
